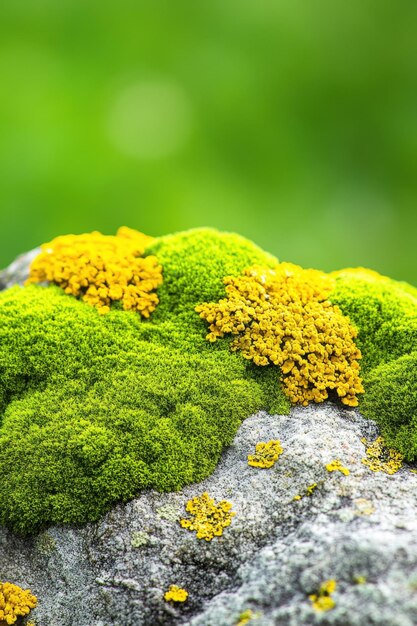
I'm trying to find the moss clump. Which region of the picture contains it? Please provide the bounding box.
[145,228,278,327]
[0,228,288,535]
[1,226,417,533]
[330,268,417,373]
[329,268,417,459]
[361,353,417,462]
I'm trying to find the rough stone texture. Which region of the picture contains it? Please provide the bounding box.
[0,248,40,288]
[1,254,417,626]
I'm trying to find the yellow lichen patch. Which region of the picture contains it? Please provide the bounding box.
[0,582,37,625]
[236,609,260,625]
[353,498,375,516]
[361,436,403,475]
[247,440,283,469]
[27,227,162,316]
[164,585,188,603]
[196,263,363,407]
[180,492,235,541]
[293,482,319,501]
[326,459,350,476]
[309,579,337,612]
[353,575,367,585]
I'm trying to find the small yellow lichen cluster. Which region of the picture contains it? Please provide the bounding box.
[353,575,367,585]
[0,582,37,625]
[293,483,318,501]
[180,492,235,541]
[164,585,188,603]
[309,579,337,612]
[326,459,350,476]
[27,227,163,316]
[353,498,375,516]
[247,440,283,469]
[361,436,403,475]
[236,609,259,625]
[196,263,363,407]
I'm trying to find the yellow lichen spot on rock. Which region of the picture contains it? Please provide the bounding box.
[236,609,261,625]
[361,436,403,475]
[247,440,283,469]
[0,582,37,625]
[180,492,235,541]
[27,228,162,317]
[353,575,367,585]
[293,483,319,501]
[353,498,375,516]
[164,585,188,603]
[309,579,337,612]
[196,262,363,407]
[326,459,350,476]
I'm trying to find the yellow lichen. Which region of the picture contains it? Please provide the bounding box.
[196,263,363,407]
[293,482,319,501]
[0,582,37,625]
[164,585,188,603]
[180,492,235,541]
[326,459,350,476]
[27,227,162,316]
[247,440,283,469]
[353,498,375,516]
[236,609,260,625]
[361,436,403,475]
[309,579,337,612]
[353,575,367,584]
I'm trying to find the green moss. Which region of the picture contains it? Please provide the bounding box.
[330,269,417,373]
[0,228,288,535]
[2,228,417,533]
[360,351,417,461]
[330,268,417,459]
[145,227,278,328]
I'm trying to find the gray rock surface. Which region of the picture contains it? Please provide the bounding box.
[0,247,40,288]
[1,254,417,626]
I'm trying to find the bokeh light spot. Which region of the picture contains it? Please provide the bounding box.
[107,80,192,159]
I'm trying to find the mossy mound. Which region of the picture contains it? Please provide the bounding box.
[1,227,417,533]
[329,268,417,460]
[360,351,417,461]
[0,229,288,535]
[330,268,417,372]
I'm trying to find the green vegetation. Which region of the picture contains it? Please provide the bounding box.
[1,228,417,534]
[361,352,417,462]
[0,228,288,535]
[330,268,417,460]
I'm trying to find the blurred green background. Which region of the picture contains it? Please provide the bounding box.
[1,0,416,283]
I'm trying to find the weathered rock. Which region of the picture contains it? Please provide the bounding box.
[0,248,39,288]
[1,254,417,626]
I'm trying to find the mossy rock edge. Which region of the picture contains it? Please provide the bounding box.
[0,228,416,535]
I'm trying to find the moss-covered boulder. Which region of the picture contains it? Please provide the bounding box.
[0,227,416,535]
[0,228,287,535]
